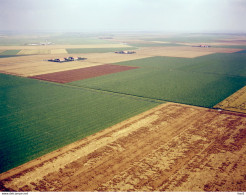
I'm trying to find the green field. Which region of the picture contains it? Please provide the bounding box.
[0,74,159,173]
[69,54,246,108]
[66,47,137,54]
[1,33,246,174]
[0,50,20,55]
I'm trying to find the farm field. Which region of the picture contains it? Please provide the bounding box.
[70,54,246,107]
[0,43,132,51]
[66,47,137,54]
[29,64,139,83]
[0,33,246,192]
[0,73,159,173]
[214,86,246,113]
[1,103,245,191]
[0,52,151,77]
[0,54,101,76]
[134,46,242,58]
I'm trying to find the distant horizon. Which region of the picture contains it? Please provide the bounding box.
[1,0,246,34]
[1,30,246,36]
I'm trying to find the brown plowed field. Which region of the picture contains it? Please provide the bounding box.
[29,64,139,83]
[1,103,246,192]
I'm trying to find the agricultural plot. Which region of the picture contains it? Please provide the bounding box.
[0,73,159,173]
[70,54,246,108]
[135,46,243,58]
[29,65,139,83]
[50,49,68,54]
[0,50,21,55]
[66,47,137,54]
[18,49,50,55]
[80,52,151,64]
[178,53,246,77]
[0,44,132,51]
[0,48,150,77]
[0,54,101,77]
[214,86,246,113]
[1,103,245,192]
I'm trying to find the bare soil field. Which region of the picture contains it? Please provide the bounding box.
[0,44,132,50]
[135,46,243,58]
[29,64,139,83]
[214,86,246,113]
[1,103,245,192]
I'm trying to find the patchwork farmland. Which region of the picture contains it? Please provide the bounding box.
[0,33,246,192]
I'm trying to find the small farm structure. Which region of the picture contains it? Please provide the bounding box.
[192,45,211,48]
[47,56,87,63]
[115,51,136,54]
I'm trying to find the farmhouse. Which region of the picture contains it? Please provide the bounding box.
[192,45,211,48]
[47,56,87,63]
[115,50,136,54]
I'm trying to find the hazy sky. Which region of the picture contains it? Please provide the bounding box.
[0,0,246,33]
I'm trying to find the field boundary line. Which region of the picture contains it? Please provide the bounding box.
[62,83,165,104]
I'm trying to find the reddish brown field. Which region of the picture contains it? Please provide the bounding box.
[1,103,245,192]
[29,64,138,83]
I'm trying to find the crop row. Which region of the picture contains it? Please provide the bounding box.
[69,54,246,108]
[0,74,159,173]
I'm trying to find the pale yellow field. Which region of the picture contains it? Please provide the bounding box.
[50,49,68,54]
[18,49,51,55]
[81,52,151,64]
[0,44,132,50]
[0,51,151,76]
[0,60,101,77]
[0,54,102,76]
[135,47,215,58]
[214,86,246,113]
[178,41,246,47]
[135,46,243,58]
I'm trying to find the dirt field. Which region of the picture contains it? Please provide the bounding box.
[29,64,139,83]
[1,103,245,192]
[214,86,246,113]
[135,47,243,58]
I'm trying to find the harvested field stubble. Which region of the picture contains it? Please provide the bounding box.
[1,103,246,192]
[0,52,149,77]
[214,86,246,113]
[135,46,243,58]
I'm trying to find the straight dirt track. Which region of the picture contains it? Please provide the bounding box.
[1,103,246,192]
[29,64,139,83]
